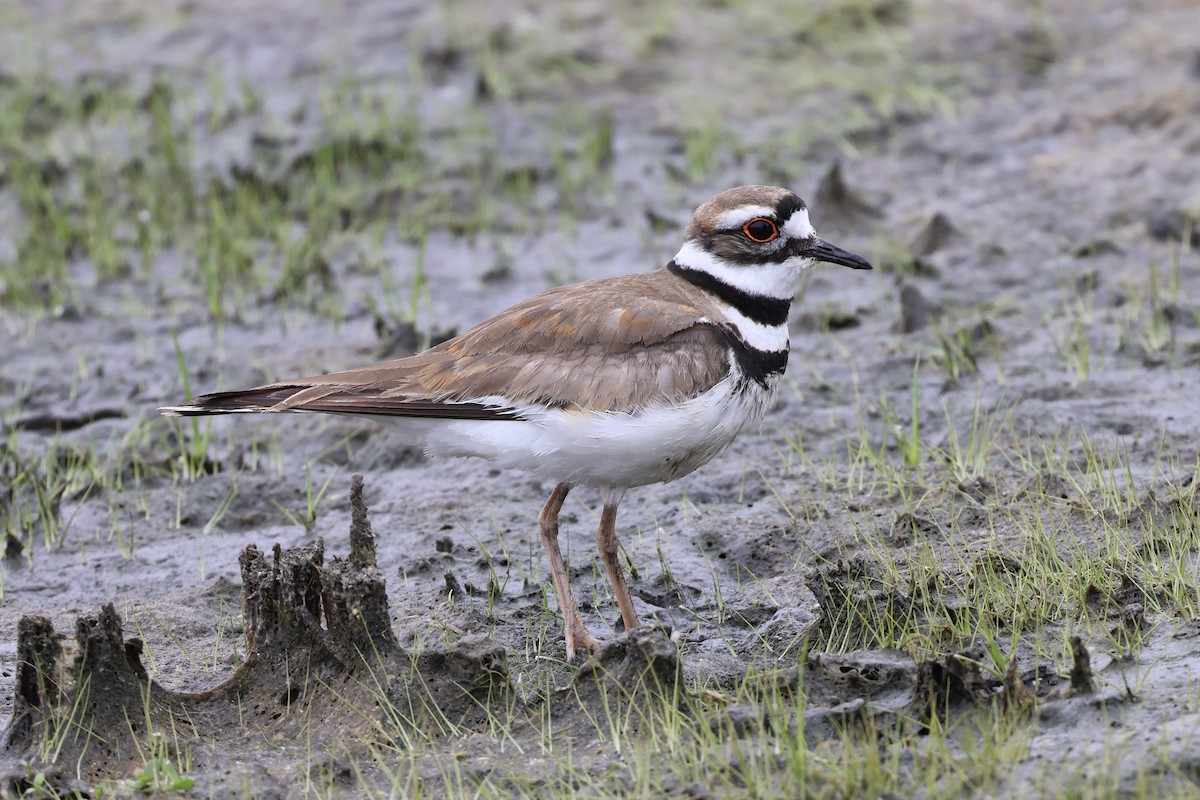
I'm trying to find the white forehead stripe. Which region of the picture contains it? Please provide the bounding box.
[672,240,806,300]
[783,208,815,240]
[715,205,777,230]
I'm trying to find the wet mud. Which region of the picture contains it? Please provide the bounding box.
[2,0,1200,796]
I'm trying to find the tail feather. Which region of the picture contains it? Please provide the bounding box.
[159,385,520,421]
[159,386,305,416]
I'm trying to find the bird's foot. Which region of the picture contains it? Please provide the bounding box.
[564,619,602,665]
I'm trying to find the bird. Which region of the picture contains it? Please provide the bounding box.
[162,185,872,662]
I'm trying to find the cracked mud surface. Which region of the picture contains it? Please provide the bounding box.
[2,0,1199,796]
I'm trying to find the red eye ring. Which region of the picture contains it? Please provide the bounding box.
[743,217,779,243]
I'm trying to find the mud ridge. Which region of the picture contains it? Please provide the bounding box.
[0,475,694,796]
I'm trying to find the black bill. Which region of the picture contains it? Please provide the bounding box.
[802,238,873,270]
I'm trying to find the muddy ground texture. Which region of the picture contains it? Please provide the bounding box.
[2,0,1200,797]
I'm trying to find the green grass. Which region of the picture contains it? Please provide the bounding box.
[224,615,1192,799]
[3,0,1197,796]
[6,383,1195,794]
[0,0,962,325]
[0,75,566,325]
[13,400,1193,798]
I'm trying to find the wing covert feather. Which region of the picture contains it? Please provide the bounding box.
[193,271,737,416]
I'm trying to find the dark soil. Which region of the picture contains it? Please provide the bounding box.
[2,0,1199,796]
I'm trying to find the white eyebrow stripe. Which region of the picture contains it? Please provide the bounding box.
[715,205,777,230]
[783,208,815,240]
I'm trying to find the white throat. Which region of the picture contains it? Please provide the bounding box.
[672,240,812,300]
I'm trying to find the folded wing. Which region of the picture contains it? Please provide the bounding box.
[161,272,736,420]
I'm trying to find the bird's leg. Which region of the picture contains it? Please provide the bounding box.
[538,482,599,662]
[597,489,640,633]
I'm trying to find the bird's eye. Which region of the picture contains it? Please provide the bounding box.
[743,218,779,243]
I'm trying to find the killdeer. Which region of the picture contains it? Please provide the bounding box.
[162,185,871,662]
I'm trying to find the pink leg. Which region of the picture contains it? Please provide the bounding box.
[538,483,599,661]
[596,498,640,633]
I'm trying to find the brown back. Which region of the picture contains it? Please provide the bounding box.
[232,268,737,415]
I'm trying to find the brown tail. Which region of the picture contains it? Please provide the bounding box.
[160,386,519,420]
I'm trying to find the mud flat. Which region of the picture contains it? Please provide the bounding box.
[1,0,1199,796]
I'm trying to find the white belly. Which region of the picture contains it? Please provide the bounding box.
[375,375,775,489]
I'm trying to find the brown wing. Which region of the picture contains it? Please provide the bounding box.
[178,271,734,418]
